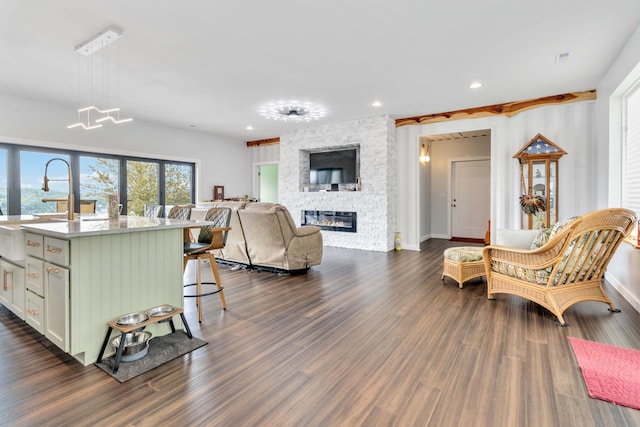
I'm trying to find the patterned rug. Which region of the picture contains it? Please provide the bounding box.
[568,337,640,410]
[95,330,207,383]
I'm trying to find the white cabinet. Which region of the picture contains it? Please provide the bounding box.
[44,262,69,351]
[0,259,25,320]
[23,235,70,352]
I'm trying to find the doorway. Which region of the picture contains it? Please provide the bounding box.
[419,129,491,243]
[258,164,278,203]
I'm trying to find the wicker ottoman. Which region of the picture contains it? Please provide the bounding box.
[442,246,485,288]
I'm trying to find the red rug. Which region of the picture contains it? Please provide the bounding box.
[568,337,640,410]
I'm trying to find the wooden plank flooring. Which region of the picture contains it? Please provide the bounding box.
[1,239,640,426]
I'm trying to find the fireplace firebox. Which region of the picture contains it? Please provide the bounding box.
[302,210,357,233]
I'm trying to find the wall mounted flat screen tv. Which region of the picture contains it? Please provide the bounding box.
[310,149,358,184]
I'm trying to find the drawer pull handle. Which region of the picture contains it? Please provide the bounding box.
[26,273,40,279]
[46,246,63,254]
[26,241,41,248]
[3,270,12,291]
[27,308,39,316]
[45,267,62,274]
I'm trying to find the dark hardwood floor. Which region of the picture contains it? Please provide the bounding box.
[1,239,640,426]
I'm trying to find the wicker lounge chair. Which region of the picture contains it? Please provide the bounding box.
[482,208,637,325]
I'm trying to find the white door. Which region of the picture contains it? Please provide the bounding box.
[452,159,490,239]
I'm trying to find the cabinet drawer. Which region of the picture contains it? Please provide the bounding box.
[25,233,44,258]
[44,237,70,267]
[25,290,45,334]
[25,256,44,297]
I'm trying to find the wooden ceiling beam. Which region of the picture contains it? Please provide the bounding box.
[395,90,596,127]
[246,137,281,147]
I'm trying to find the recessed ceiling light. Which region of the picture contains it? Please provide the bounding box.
[372,100,382,107]
[469,82,482,89]
[246,125,253,131]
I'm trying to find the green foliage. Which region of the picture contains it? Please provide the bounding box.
[165,164,192,205]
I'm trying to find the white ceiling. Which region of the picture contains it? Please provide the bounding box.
[1,1,640,142]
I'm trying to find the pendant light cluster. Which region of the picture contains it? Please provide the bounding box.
[67,26,133,130]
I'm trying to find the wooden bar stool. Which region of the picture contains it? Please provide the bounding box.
[183,207,231,322]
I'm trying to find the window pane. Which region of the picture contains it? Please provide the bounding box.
[0,149,6,215]
[126,160,159,216]
[21,151,70,215]
[165,163,193,206]
[624,83,640,214]
[80,156,120,214]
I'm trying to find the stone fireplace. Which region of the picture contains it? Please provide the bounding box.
[279,115,397,251]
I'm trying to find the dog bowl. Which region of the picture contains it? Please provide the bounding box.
[115,311,149,326]
[147,304,176,317]
[111,331,152,361]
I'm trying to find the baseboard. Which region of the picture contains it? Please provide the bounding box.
[605,272,640,314]
[401,244,420,251]
[450,237,485,244]
[432,234,450,239]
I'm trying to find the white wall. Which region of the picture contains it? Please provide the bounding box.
[396,100,596,251]
[0,92,251,202]
[597,23,640,313]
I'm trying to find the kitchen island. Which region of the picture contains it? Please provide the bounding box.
[12,216,197,366]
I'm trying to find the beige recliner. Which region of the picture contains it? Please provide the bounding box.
[238,202,323,272]
[209,201,252,265]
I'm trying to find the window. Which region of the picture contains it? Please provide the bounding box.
[20,151,71,215]
[80,155,120,214]
[0,142,194,216]
[126,160,160,216]
[0,148,6,215]
[165,163,193,206]
[623,80,640,214]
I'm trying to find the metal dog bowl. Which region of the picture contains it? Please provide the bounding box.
[147,304,176,317]
[115,311,149,326]
[111,331,152,361]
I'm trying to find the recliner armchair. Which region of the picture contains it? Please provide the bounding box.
[237,202,323,272]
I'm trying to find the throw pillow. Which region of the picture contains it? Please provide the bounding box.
[548,216,580,239]
[530,227,552,249]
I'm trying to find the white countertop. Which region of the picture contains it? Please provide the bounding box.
[19,215,204,238]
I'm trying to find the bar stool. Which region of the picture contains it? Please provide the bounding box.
[183,207,231,322]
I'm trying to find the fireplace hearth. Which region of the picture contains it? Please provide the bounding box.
[302,210,357,233]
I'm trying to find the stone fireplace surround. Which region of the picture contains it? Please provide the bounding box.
[279,115,397,251]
